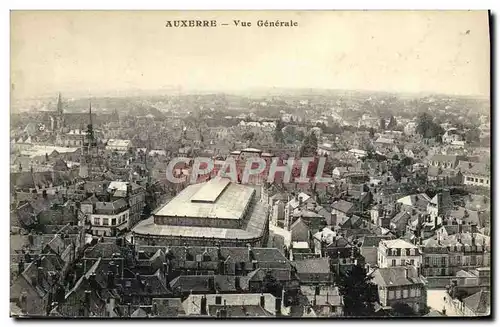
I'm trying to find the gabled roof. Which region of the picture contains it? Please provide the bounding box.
[131,307,149,317]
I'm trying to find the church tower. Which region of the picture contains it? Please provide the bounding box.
[79,100,99,179]
[56,93,65,130]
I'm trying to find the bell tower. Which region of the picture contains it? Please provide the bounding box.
[56,93,65,130]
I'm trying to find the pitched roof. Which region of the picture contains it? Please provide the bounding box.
[422,232,490,248]
[331,200,354,214]
[456,161,490,177]
[372,266,425,287]
[463,291,490,315]
[293,258,330,275]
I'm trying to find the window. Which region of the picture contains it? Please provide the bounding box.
[425,257,430,266]
[111,218,116,226]
[410,288,416,297]
[475,178,478,182]
[392,259,396,266]
[441,268,446,276]
[410,259,415,265]
[396,290,401,299]
[486,180,489,184]
[403,289,408,298]
[441,257,446,266]
[93,218,100,225]
[103,218,109,226]
[388,290,395,299]
[416,288,421,297]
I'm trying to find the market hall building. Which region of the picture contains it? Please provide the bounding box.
[131,177,270,247]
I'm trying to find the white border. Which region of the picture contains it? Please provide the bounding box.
[2,1,498,327]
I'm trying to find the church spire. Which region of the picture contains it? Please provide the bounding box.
[57,93,63,115]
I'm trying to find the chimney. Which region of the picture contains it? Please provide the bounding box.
[126,183,132,197]
[151,302,158,316]
[19,293,27,313]
[247,244,255,261]
[106,271,114,289]
[208,276,215,292]
[37,267,44,286]
[88,272,97,289]
[235,276,241,290]
[84,289,91,307]
[200,295,208,315]
[18,260,25,276]
[220,300,228,318]
[217,242,223,260]
[260,293,265,308]
[275,297,282,316]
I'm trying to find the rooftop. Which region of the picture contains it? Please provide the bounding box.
[155,178,254,220]
[380,239,418,249]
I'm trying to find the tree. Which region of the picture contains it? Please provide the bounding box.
[336,264,379,317]
[464,127,480,145]
[242,131,255,141]
[416,113,444,140]
[379,118,386,131]
[369,127,376,139]
[387,115,397,130]
[274,120,285,143]
[299,132,318,157]
[262,271,281,297]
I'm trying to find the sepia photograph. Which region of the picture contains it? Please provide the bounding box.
[9,10,491,319]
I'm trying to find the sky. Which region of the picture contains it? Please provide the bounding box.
[10,10,490,99]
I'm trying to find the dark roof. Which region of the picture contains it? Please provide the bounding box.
[360,235,394,247]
